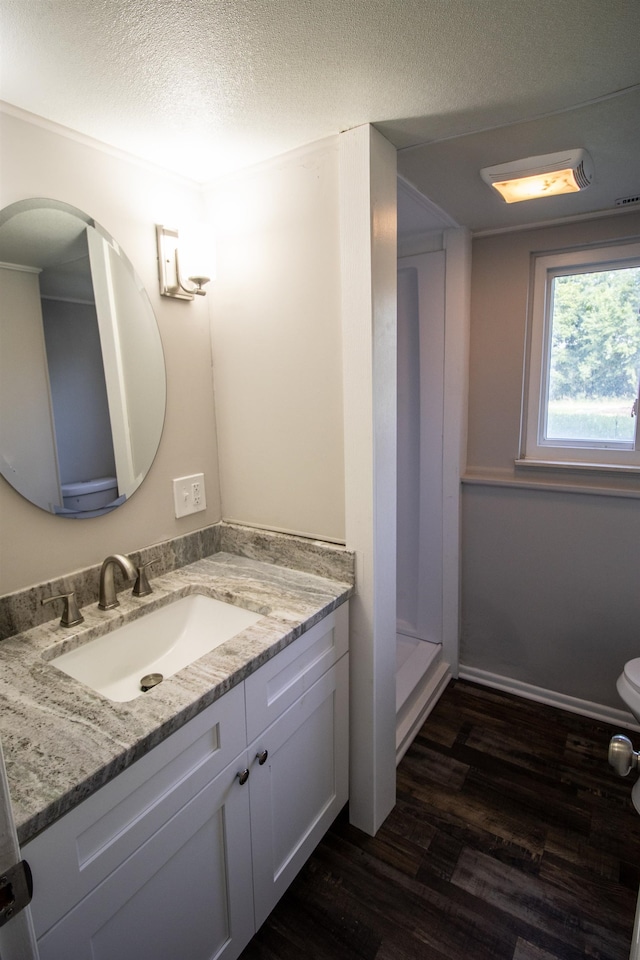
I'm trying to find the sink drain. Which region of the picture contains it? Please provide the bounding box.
[140,673,163,692]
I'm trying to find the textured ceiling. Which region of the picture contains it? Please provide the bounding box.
[1,0,639,230]
[397,88,640,233]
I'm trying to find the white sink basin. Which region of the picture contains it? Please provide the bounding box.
[49,594,262,702]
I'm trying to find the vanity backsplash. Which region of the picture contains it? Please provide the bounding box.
[0,522,355,641]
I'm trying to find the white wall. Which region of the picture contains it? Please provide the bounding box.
[396,251,445,644]
[0,110,222,593]
[462,212,640,715]
[339,125,397,834]
[394,224,470,673]
[207,125,398,834]
[205,137,345,542]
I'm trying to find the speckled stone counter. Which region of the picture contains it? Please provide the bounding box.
[0,551,353,845]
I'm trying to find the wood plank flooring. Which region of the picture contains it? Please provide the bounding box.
[239,679,640,960]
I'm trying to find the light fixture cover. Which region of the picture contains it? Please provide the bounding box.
[156,225,211,300]
[480,149,594,204]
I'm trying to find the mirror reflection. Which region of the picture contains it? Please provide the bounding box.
[0,199,166,518]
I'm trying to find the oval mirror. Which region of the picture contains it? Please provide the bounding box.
[0,198,166,518]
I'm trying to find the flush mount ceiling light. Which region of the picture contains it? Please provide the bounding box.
[480,149,594,204]
[156,225,211,300]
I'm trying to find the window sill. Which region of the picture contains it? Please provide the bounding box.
[462,465,640,499]
[515,458,640,475]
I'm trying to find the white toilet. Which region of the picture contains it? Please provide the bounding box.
[617,659,640,725]
[610,659,640,813]
[612,661,640,960]
[61,476,118,513]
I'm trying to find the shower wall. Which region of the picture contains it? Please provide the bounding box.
[396,251,445,645]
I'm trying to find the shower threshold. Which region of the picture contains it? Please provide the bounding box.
[396,633,451,763]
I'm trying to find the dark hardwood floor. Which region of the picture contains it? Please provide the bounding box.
[239,679,640,960]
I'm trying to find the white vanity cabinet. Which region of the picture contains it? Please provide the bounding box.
[245,612,349,929]
[22,602,348,960]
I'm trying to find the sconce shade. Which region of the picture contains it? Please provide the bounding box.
[156,225,211,300]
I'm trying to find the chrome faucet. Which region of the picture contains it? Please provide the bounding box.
[98,554,137,610]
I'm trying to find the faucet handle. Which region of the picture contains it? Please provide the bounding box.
[133,559,156,598]
[42,592,84,628]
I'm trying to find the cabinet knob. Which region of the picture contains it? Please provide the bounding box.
[237,769,250,785]
[256,750,269,765]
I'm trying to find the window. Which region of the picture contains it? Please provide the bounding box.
[521,241,640,470]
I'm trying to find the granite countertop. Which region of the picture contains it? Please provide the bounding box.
[0,551,352,845]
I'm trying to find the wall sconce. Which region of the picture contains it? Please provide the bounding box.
[156,225,211,300]
[480,149,593,204]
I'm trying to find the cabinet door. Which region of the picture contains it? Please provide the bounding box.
[24,684,247,939]
[248,653,349,928]
[36,756,254,960]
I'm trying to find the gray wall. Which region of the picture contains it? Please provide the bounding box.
[462,212,640,711]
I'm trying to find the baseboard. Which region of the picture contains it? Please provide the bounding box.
[458,665,640,732]
[396,661,452,765]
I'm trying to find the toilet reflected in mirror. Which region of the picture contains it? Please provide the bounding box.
[0,198,166,518]
[58,477,122,518]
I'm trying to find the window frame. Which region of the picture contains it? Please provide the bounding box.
[520,240,640,472]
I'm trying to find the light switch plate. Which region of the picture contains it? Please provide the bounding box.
[173,473,206,517]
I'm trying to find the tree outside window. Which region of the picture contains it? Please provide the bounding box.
[547,266,640,443]
[521,240,640,469]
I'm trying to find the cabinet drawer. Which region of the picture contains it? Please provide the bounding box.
[24,683,246,938]
[245,601,348,742]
